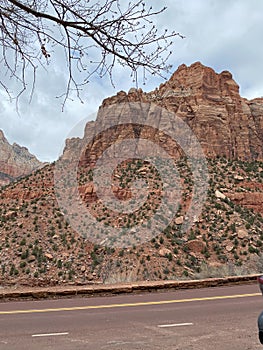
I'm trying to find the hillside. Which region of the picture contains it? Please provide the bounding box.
[0,62,262,287]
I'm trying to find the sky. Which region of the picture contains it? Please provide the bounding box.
[1,0,263,162]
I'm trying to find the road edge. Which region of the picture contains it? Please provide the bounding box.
[0,274,260,301]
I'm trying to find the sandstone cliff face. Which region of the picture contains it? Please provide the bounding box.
[0,130,43,186]
[59,62,263,222]
[92,62,262,162]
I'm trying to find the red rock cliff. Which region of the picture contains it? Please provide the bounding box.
[95,62,263,161]
[0,130,44,186]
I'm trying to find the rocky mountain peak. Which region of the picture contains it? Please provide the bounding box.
[0,129,7,141]
[161,61,239,97]
[87,62,262,162]
[0,130,44,186]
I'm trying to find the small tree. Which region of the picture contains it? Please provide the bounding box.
[0,0,183,107]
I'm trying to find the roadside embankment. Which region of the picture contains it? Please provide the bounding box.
[0,274,260,301]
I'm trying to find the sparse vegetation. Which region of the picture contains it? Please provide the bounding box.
[0,155,262,286]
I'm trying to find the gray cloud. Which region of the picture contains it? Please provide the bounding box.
[0,0,263,161]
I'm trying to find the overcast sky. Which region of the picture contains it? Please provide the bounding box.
[1,0,263,162]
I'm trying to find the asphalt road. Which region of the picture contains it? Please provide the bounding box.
[0,283,262,350]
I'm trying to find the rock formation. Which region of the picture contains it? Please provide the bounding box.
[59,61,263,238]
[0,62,262,287]
[0,130,43,186]
[72,61,262,162]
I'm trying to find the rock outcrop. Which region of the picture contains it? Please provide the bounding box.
[59,61,263,233]
[72,62,262,162]
[0,130,43,186]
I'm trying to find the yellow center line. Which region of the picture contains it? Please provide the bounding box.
[0,292,261,315]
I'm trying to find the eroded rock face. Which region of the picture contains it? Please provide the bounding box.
[227,192,263,215]
[0,130,43,186]
[57,62,263,231]
[74,62,262,162]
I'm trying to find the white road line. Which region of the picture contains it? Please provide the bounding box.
[32,332,69,337]
[158,323,193,328]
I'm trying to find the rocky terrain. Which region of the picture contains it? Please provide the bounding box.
[99,61,263,161]
[0,130,43,186]
[0,62,262,287]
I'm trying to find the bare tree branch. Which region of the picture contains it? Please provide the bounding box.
[0,0,184,109]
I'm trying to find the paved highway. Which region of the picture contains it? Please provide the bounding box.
[0,283,262,349]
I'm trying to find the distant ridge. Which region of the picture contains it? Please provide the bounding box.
[0,130,44,186]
